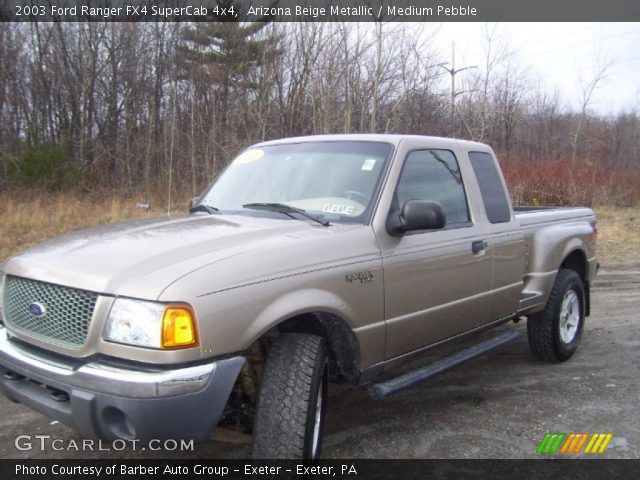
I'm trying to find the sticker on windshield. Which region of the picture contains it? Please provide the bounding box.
[233,149,264,165]
[323,204,355,215]
[361,159,376,171]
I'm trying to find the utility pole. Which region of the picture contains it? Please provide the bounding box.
[439,43,477,137]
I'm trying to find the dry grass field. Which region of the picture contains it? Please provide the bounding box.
[0,189,638,267]
[0,189,174,262]
[596,205,640,267]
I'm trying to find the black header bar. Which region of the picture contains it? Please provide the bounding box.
[1,0,639,22]
[2,459,640,480]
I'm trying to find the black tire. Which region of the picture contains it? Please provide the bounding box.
[252,333,328,459]
[527,268,585,362]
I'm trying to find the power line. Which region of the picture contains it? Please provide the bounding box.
[617,55,640,65]
[446,26,639,66]
[551,54,640,77]
[508,22,613,49]
[521,29,640,58]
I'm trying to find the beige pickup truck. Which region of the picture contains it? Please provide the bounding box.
[0,135,597,459]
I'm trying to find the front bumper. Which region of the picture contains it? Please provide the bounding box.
[0,327,244,441]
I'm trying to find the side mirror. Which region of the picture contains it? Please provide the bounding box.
[401,200,446,231]
[189,196,200,210]
[387,200,446,235]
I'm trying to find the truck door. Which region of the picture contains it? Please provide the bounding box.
[468,151,526,320]
[376,144,494,359]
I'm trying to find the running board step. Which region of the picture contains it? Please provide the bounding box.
[368,330,520,400]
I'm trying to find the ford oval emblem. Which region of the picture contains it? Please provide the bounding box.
[28,302,47,318]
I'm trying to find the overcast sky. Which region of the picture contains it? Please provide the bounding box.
[431,22,640,115]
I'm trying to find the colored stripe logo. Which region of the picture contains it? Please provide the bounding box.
[537,433,613,454]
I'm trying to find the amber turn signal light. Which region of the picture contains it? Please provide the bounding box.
[162,306,198,348]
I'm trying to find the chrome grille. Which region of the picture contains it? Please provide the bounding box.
[3,275,97,347]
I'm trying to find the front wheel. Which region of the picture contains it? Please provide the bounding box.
[527,268,586,362]
[252,333,328,459]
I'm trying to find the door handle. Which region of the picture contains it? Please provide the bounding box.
[472,240,487,254]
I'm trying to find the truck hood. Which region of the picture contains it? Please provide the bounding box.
[3,214,372,300]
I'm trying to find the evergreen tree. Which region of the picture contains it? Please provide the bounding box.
[178,3,279,137]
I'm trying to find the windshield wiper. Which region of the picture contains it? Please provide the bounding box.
[242,203,330,227]
[189,204,219,215]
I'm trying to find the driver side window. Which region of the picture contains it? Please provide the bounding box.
[396,150,471,226]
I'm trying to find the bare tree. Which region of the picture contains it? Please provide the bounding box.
[571,51,612,158]
[0,22,637,201]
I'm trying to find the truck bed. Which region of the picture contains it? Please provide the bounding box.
[513,205,596,314]
[514,206,595,227]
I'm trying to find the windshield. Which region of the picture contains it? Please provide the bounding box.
[198,141,393,224]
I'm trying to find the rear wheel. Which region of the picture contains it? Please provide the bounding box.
[252,333,328,459]
[527,268,585,362]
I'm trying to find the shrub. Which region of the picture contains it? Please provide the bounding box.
[10,144,81,190]
[500,158,640,207]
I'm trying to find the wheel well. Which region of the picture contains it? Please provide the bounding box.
[561,250,586,281]
[560,249,590,316]
[223,314,361,434]
[275,312,361,384]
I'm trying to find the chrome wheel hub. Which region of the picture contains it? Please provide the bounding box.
[559,290,580,344]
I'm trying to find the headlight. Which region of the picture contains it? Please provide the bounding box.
[104,298,198,349]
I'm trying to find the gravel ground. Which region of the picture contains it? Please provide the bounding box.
[0,266,638,459]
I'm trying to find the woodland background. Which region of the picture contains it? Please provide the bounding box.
[0,21,639,209]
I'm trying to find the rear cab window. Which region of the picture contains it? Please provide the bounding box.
[468,151,512,224]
